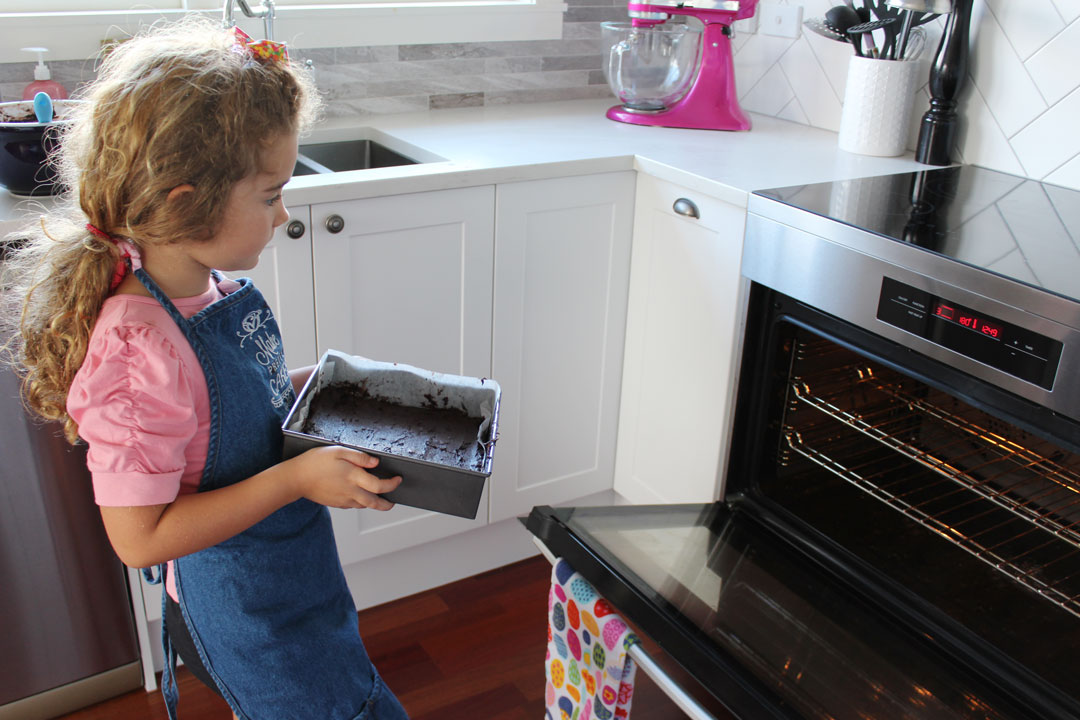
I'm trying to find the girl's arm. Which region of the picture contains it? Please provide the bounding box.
[99,446,401,569]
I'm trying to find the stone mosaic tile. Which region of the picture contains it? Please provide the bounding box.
[294,48,336,66]
[400,38,604,62]
[485,57,543,73]
[0,63,34,82]
[399,43,502,62]
[564,6,627,23]
[334,46,399,64]
[430,93,485,110]
[564,22,604,40]
[0,82,23,102]
[325,94,430,117]
[541,55,603,71]
[336,58,488,82]
[485,84,613,105]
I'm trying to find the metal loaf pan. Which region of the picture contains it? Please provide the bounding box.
[282,350,501,519]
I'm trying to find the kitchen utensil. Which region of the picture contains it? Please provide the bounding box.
[846,16,897,57]
[601,0,759,131]
[877,0,945,58]
[886,0,951,12]
[904,26,927,60]
[804,16,849,42]
[824,4,862,37]
[32,91,52,123]
[852,4,876,54]
[863,0,897,57]
[894,10,916,59]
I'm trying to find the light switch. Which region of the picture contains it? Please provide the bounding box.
[758,1,803,39]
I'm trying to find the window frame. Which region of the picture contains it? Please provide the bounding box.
[0,2,568,64]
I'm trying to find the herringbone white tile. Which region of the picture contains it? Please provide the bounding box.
[1010,86,1080,179]
[985,0,1066,60]
[1025,19,1080,104]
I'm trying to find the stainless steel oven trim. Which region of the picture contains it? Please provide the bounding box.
[743,203,1080,421]
[746,194,1080,331]
[530,536,721,720]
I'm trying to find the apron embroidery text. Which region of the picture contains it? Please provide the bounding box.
[237,308,291,408]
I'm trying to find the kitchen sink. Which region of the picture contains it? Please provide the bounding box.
[293,138,427,176]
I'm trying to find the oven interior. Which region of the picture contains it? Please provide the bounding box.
[728,291,1080,715]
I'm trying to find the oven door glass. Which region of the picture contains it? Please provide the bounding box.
[527,503,1028,720]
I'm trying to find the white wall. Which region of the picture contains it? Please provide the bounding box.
[732,0,1080,191]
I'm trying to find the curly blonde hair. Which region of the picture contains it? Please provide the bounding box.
[1,15,321,443]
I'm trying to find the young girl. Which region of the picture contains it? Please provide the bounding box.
[2,17,410,720]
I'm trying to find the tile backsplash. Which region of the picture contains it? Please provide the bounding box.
[1,0,1075,190]
[734,0,1080,190]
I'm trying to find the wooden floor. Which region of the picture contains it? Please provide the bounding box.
[55,554,712,720]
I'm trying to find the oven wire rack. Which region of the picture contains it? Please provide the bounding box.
[781,358,1080,620]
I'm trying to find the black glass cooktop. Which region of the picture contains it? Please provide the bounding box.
[754,166,1080,304]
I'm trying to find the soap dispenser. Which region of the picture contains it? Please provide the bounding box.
[21,47,68,101]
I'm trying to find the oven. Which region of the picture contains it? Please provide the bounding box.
[526,165,1080,719]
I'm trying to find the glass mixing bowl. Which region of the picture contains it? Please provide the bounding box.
[602,22,703,112]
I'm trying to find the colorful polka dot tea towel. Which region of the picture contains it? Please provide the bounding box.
[545,557,639,720]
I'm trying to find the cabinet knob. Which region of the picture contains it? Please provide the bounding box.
[325,214,345,234]
[286,219,306,239]
[672,198,700,219]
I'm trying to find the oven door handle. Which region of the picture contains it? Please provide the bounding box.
[530,536,721,720]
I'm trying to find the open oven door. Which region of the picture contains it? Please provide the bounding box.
[525,501,1051,720]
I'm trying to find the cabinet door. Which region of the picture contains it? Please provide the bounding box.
[310,186,495,564]
[244,205,318,368]
[490,172,635,522]
[614,174,748,504]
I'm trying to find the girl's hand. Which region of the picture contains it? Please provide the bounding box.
[287,445,402,511]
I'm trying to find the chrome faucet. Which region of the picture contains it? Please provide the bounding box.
[222,0,276,42]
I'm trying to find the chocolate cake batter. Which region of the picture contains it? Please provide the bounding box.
[302,382,486,471]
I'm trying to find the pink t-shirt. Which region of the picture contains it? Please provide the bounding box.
[68,278,239,600]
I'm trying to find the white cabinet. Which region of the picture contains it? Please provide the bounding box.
[245,205,319,368]
[490,171,636,522]
[308,186,496,563]
[244,175,635,560]
[614,174,748,504]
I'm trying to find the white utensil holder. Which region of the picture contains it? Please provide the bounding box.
[838,56,919,157]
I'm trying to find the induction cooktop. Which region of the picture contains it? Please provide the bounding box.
[753,166,1080,305]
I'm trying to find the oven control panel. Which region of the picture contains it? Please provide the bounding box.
[876,277,1062,390]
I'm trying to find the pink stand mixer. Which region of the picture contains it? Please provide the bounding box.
[603,0,758,131]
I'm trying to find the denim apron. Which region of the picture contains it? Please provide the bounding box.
[136,269,409,720]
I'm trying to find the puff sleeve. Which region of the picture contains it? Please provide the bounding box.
[68,322,199,507]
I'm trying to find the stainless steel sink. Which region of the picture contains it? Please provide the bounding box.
[293,139,420,176]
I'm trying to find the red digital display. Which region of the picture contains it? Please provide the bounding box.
[933,302,1003,339]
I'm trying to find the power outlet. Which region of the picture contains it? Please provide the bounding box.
[758,1,803,39]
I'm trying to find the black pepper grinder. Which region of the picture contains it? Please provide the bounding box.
[915,0,973,165]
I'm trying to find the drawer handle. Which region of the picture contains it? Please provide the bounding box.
[325,214,345,234]
[286,219,306,239]
[673,198,700,219]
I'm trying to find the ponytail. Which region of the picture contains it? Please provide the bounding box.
[1,207,129,443]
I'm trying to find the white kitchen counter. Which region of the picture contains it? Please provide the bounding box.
[1,97,929,228]
[283,97,928,206]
